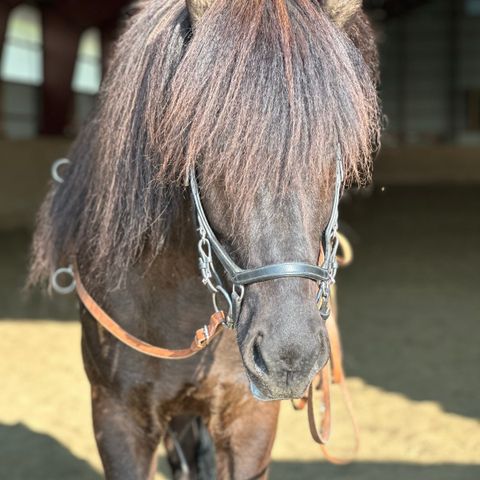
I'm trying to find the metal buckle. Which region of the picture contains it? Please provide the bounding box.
[316,281,331,321]
[212,285,233,322]
[226,284,245,329]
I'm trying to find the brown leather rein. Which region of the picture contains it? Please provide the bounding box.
[292,284,360,464]
[74,263,226,360]
[72,233,359,464]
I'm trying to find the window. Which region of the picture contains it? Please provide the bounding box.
[72,28,102,95]
[0,5,43,85]
[1,5,42,138]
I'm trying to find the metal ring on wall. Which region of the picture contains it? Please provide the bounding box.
[51,266,76,295]
[51,158,71,183]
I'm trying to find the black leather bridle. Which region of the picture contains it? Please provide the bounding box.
[190,152,344,328]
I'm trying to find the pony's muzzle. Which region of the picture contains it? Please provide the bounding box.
[242,318,330,401]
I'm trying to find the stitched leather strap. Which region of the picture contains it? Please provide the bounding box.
[295,285,360,465]
[73,262,225,360]
[231,262,330,285]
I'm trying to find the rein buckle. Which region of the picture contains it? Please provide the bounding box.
[195,325,211,348]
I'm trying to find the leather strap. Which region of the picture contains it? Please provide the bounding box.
[307,367,332,444]
[293,284,360,465]
[73,262,226,360]
[232,262,330,285]
[336,232,353,268]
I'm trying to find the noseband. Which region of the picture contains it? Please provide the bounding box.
[191,153,344,328]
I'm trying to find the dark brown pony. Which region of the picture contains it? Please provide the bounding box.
[30,0,380,478]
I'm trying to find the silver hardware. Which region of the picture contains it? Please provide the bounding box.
[51,158,71,184]
[233,284,245,303]
[203,325,210,343]
[212,285,233,319]
[197,220,232,321]
[51,266,76,295]
[198,242,217,293]
[316,281,331,321]
[229,284,245,329]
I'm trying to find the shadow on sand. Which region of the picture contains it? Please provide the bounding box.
[269,460,480,480]
[339,187,480,419]
[0,423,101,480]
[0,424,480,480]
[1,423,479,480]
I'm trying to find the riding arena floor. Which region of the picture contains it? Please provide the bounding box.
[1,186,479,479]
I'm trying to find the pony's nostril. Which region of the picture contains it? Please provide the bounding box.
[252,335,269,376]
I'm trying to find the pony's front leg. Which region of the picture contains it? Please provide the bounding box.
[91,385,162,480]
[210,396,280,480]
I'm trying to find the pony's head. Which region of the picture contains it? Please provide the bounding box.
[30,0,380,401]
[174,0,380,399]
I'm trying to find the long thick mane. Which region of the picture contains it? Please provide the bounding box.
[29,0,380,289]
